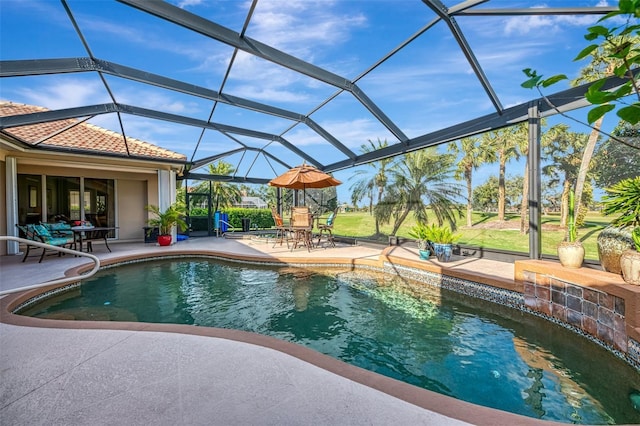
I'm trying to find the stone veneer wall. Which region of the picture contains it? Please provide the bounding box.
[516,260,640,370]
[522,270,627,352]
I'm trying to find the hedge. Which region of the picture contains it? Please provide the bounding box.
[188,208,275,230]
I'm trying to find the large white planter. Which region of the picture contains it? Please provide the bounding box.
[557,241,585,269]
[620,250,640,285]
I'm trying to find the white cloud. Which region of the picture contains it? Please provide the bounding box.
[503,3,607,36]
[17,79,108,110]
[175,0,205,9]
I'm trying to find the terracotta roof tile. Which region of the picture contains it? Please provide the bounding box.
[0,101,186,161]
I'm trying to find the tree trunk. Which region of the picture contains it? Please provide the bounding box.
[520,161,529,234]
[498,152,506,221]
[465,167,473,227]
[574,116,603,222]
[375,187,383,235]
[560,180,570,229]
[391,207,412,236]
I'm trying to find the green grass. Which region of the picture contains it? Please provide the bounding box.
[331,210,614,260]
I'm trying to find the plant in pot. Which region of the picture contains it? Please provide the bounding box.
[599,176,640,275]
[145,202,187,246]
[557,190,585,268]
[421,223,460,262]
[620,227,640,285]
[409,223,432,260]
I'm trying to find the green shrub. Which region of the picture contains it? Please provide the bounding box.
[186,208,275,230]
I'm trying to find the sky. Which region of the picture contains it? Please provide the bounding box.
[0,0,624,205]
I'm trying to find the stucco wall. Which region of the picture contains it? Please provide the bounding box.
[0,158,6,255]
[117,179,148,241]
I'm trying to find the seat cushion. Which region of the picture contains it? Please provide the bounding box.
[326,212,335,226]
[46,236,73,246]
[47,222,71,231]
[33,224,51,237]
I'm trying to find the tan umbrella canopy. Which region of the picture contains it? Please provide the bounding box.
[268,164,342,190]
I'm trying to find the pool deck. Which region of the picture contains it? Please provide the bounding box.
[0,236,554,426]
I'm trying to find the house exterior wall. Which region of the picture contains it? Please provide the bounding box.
[117,179,148,242]
[0,158,6,255]
[1,148,182,253]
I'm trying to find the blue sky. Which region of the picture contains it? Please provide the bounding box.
[0,0,622,204]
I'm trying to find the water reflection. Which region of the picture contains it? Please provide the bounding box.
[514,337,612,423]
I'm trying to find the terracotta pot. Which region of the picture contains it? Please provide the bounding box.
[557,241,584,269]
[597,226,634,274]
[157,234,172,246]
[620,249,640,285]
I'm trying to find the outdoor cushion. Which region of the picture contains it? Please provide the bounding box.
[46,236,73,246]
[44,222,73,238]
[33,224,51,238]
[46,222,71,231]
[34,223,74,245]
[326,212,335,226]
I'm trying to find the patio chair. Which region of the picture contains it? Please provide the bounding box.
[271,207,291,248]
[316,209,337,248]
[16,223,76,263]
[290,206,313,251]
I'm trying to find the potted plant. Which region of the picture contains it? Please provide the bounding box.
[557,190,585,268]
[408,223,432,260]
[420,223,460,262]
[620,227,640,285]
[145,202,187,246]
[598,177,640,275]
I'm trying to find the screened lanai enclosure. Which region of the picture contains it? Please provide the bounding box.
[1,1,638,259]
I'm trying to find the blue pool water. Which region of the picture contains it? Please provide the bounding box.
[20,259,640,424]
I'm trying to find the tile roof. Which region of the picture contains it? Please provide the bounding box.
[0,101,186,161]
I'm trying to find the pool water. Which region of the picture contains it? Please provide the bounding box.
[20,259,640,424]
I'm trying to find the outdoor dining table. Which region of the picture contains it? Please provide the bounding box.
[71,226,117,252]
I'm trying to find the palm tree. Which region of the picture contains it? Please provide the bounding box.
[349,138,392,236]
[195,160,242,212]
[542,125,587,228]
[375,148,462,236]
[569,34,640,221]
[449,137,497,227]
[481,127,521,221]
[509,121,547,234]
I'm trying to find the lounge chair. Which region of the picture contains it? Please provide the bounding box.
[16,223,76,263]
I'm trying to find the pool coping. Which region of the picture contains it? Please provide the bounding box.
[0,248,595,426]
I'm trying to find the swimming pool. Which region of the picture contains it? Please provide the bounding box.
[19,258,640,424]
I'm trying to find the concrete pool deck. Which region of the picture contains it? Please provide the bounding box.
[1,236,555,425]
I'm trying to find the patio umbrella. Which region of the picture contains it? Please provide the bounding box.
[268,164,342,190]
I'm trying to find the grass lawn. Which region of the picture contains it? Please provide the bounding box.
[330,210,613,260]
